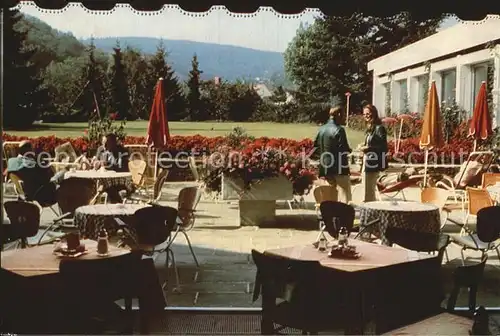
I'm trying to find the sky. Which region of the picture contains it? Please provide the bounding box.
[18,2,460,53]
[18,2,320,52]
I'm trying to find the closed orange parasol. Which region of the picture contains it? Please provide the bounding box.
[468,82,492,150]
[419,81,444,186]
[419,81,444,150]
[146,78,170,149]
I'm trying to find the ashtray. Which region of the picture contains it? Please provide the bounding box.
[327,245,361,259]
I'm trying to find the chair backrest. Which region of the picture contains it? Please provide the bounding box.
[3,201,41,239]
[481,172,500,188]
[126,145,158,179]
[132,206,178,246]
[59,251,141,302]
[466,187,494,216]
[476,206,500,243]
[56,178,96,215]
[152,169,169,201]
[3,141,22,168]
[251,249,324,305]
[319,201,355,238]
[177,186,202,228]
[54,142,78,163]
[385,227,450,263]
[313,185,337,205]
[128,159,148,186]
[8,173,25,197]
[421,187,450,209]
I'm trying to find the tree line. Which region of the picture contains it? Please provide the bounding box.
[4,8,444,129]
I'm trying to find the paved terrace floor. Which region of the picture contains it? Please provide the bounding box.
[4,182,499,311]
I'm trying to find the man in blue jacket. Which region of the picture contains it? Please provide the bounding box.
[313,107,352,203]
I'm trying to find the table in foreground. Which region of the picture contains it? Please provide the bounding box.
[264,238,442,333]
[1,239,129,277]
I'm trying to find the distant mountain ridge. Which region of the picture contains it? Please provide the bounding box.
[81,37,285,81]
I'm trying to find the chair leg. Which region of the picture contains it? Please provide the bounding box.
[287,200,294,210]
[444,248,450,263]
[447,287,459,312]
[180,230,199,268]
[165,249,181,293]
[460,248,466,266]
[468,285,478,313]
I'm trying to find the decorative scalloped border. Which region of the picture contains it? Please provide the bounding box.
[15,2,326,19]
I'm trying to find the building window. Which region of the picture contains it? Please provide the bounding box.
[472,63,488,110]
[417,74,429,114]
[441,69,456,103]
[396,79,408,113]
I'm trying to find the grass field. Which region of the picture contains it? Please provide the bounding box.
[5,121,367,145]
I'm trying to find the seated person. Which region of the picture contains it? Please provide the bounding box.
[95,133,132,203]
[7,141,63,206]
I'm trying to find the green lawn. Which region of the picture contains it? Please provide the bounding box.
[5,121,367,146]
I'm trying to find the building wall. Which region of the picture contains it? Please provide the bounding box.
[371,47,500,126]
[368,16,500,127]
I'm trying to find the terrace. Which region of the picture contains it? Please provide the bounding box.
[3,177,500,334]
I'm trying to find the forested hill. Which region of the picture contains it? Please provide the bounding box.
[84,37,284,81]
[17,14,286,81]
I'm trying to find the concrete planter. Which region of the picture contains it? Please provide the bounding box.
[221,174,293,226]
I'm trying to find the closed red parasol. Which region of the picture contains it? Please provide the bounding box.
[146,78,170,149]
[468,82,492,150]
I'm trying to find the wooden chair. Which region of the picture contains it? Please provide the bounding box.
[124,168,169,205]
[128,159,148,192]
[421,187,462,229]
[449,206,500,265]
[3,201,41,248]
[480,172,500,188]
[462,187,494,234]
[2,141,22,195]
[169,186,202,268]
[126,145,158,190]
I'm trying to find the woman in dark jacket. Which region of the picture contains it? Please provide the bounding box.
[359,104,388,202]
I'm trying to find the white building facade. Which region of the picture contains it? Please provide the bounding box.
[367,15,500,127]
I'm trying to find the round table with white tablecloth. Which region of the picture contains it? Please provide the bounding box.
[74,204,147,240]
[358,201,441,245]
[65,170,132,190]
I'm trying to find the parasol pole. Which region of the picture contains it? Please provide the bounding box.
[396,119,404,153]
[345,92,351,127]
[423,148,429,187]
